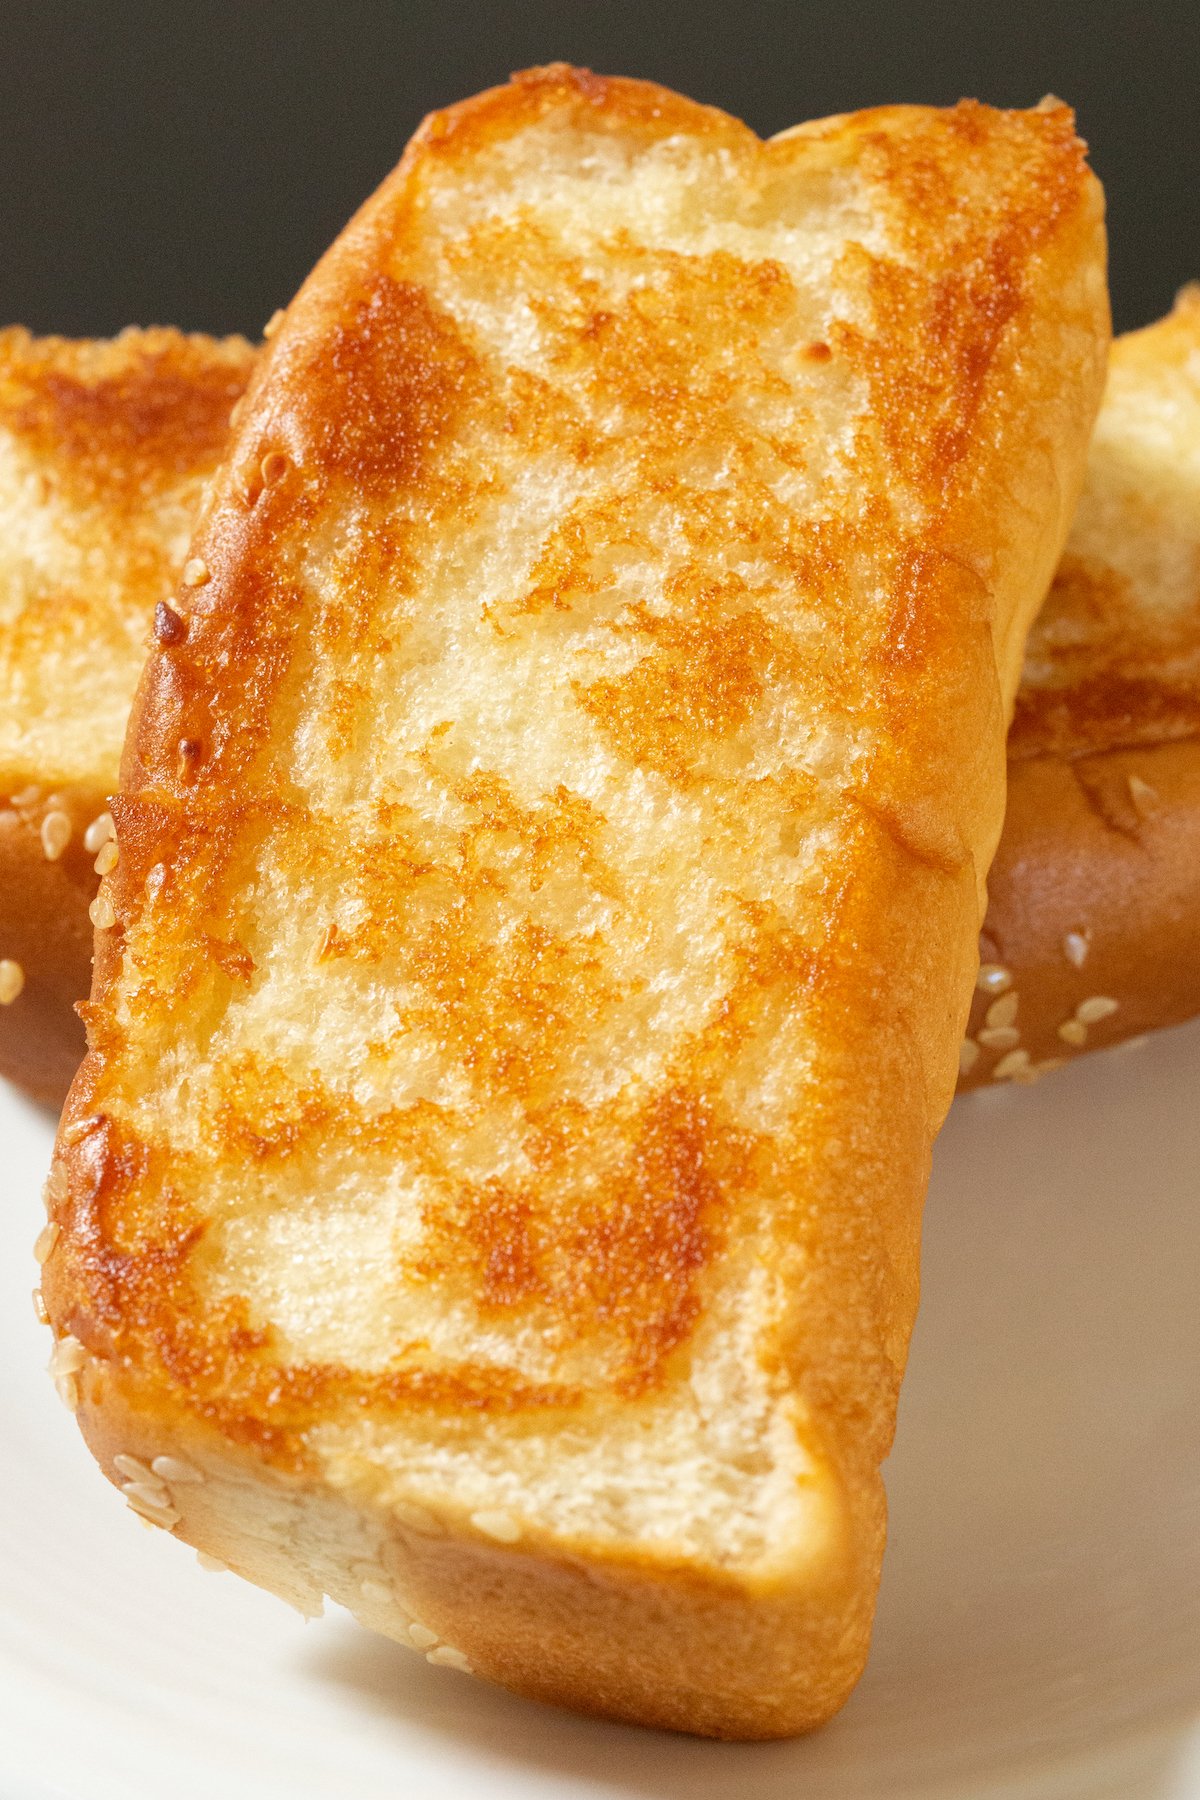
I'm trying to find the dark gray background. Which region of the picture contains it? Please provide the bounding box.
[0,0,1195,340]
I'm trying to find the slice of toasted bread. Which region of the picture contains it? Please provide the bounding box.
[960,285,1200,1086]
[42,68,1106,1736]
[6,298,1200,1112]
[0,327,255,1101]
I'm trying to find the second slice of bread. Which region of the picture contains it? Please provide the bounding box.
[962,286,1200,1085]
[0,327,255,1100]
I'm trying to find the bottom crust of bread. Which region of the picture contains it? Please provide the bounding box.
[73,1365,884,1740]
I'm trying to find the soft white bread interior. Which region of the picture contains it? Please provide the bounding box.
[43,67,1107,1737]
[963,285,1200,1085]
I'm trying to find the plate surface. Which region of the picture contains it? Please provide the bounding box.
[2,1026,1198,1800]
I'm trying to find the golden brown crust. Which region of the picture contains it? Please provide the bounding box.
[0,327,255,1104]
[961,287,1200,1087]
[42,70,1106,1735]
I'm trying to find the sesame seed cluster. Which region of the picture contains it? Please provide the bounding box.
[960,947,1123,1085]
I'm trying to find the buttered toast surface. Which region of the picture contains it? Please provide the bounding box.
[45,69,1106,1736]
[0,328,255,1098]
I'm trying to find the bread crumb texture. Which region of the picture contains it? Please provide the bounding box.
[45,68,1106,1736]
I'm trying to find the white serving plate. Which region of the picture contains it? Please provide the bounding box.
[2,1023,1198,1800]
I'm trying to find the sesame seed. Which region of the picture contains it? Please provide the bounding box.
[260,451,289,485]
[151,1455,204,1484]
[181,557,210,588]
[32,1286,48,1325]
[121,1479,173,1514]
[985,992,1018,1030]
[114,1454,157,1484]
[0,959,24,1005]
[40,810,72,861]
[978,1025,1020,1050]
[992,1048,1032,1081]
[263,308,285,339]
[89,894,116,930]
[197,1551,228,1572]
[1058,1019,1088,1047]
[55,1374,79,1412]
[125,1492,180,1529]
[958,1039,980,1075]
[1127,774,1158,816]
[470,1509,521,1543]
[94,839,119,876]
[427,1646,472,1673]
[11,785,41,810]
[33,1220,60,1264]
[1075,995,1119,1025]
[49,1334,85,1377]
[360,1578,394,1606]
[1063,930,1090,968]
[977,963,1012,995]
[408,1623,438,1649]
[83,812,115,854]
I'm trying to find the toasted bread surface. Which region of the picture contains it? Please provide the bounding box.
[0,328,255,1099]
[43,68,1107,1735]
[9,300,1200,1107]
[961,286,1200,1085]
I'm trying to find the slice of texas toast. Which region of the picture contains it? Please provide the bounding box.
[0,328,255,1101]
[961,284,1200,1086]
[43,68,1106,1735]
